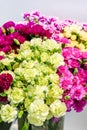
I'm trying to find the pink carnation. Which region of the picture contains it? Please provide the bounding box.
[66,59,80,68]
[62,90,73,112]
[70,85,86,100]
[60,76,73,90]
[62,47,82,60]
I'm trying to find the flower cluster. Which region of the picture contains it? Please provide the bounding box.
[0,11,87,127]
[62,24,87,51]
[0,38,66,126]
[58,47,87,112]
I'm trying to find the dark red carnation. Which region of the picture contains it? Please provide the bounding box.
[0,73,13,92]
[0,55,4,60]
[73,99,87,112]
[0,96,7,103]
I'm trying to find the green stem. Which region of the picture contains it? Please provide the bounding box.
[18,113,29,130]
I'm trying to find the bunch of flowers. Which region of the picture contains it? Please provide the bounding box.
[0,38,66,126]
[0,11,87,128]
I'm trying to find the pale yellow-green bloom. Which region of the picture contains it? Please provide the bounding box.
[0,51,5,56]
[25,97,34,111]
[50,100,67,118]
[25,85,36,98]
[69,24,82,33]
[64,26,70,32]
[21,60,38,69]
[20,49,33,59]
[34,50,41,58]
[15,53,22,60]
[79,30,87,41]
[7,53,16,59]
[34,85,48,99]
[0,104,17,123]
[20,41,30,51]
[71,34,77,41]
[24,68,38,82]
[0,58,14,66]
[64,31,71,38]
[50,53,64,68]
[49,74,59,84]
[67,41,78,47]
[46,84,63,105]
[37,76,49,86]
[14,67,25,77]
[41,52,50,62]
[13,81,24,88]
[39,64,55,75]
[78,43,86,51]
[8,87,24,104]
[42,39,61,51]
[27,99,49,126]
[30,38,42,46]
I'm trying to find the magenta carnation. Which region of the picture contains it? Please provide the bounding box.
[3,21,15,30]
[0,55,4,60]
[2,45,11,53]
[73,99,87,112]
[62,47,82,60]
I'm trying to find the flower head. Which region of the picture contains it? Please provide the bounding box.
[0,73,13,92]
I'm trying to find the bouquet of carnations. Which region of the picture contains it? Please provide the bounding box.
[0,11,87,130]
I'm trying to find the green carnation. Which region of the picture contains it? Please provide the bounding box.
[50,100,67,118]
[27,99,49,126]
[0,104,17,123]
[8,87,24,104]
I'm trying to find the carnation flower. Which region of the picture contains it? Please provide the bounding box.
[0,96,7,103]
[0,104,17,123]
[27,99,49,126]
[0,73,13,92]
[0,55,4,60]
[2,21,15,30]
[73,99,87,112]
[8,87,24,104]
[50,100,66,118]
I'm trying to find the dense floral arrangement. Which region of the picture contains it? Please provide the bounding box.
[0,11,87,128]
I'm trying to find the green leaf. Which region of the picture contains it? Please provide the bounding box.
[22,122,29,130]
[18,110,24,118]
[0,93,6,97]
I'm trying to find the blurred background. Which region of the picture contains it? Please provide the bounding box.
[0,0,87,130]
